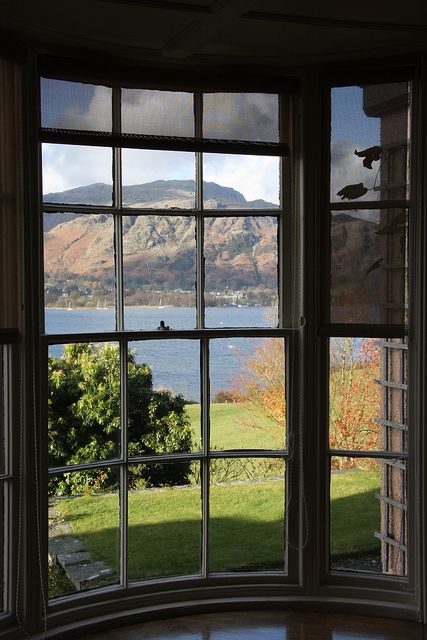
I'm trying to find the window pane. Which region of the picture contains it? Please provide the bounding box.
[330,456,407,576]
[122,149,195,209]
[128,340,200,455]
[203,154,280,209]
[204,216,278,326]
[209,458,285,572]
[122,89,194,137]
[330,338,407,454]
[48,467,120,598]
[44,212,116,331]
[42,144,113,205]
[0,481,4,611]
[128,461,201,580]
[331,83,410,203]
[41,78,112,131]
[203,93,279,142]
[123,215,196,328]
[48,343,121,467]
[0,347,5,475]
[210,338,285,451]
[330,208,407,324]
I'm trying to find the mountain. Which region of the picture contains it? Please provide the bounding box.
[43,180,279,307]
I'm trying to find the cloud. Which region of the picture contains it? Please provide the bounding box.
[203,154,279,204]
[42,144,112,194]
[42,86,280,203]
[122,149,195,185]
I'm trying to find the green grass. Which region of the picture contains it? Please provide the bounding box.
[50,403,381,596]
[186,402,283,450]
[54,467,380,586]
[330,467,380,557]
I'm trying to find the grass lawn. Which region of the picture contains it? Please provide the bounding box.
[185,402,283,451]
[54,467,380,586]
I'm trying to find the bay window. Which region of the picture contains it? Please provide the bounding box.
[1,58,425,638]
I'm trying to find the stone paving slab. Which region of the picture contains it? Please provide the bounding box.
[48,536,86,561]
[57,551,91,568]
[49,522,72,537]
[48,507,60,520]
[65,561,113,590]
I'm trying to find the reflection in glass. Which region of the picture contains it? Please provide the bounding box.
[128,461,201,580]
[122,89,194,137]
[330,457,407,576]
[44,213,116,328]
[330,338,407,454]
[0,349,5,475]
[331,83,410,203]
[128,340,200,454]
[48,467,120,598]
[48,343,120,467]
[40,78,112,131]
[122,149,195,209]
[0,481,4,610]
[209,458,285,572]
[42,144,113,205]
[330,209,407,324]
[123,215,196,323]
[203,93,279,142]
[203,154,280,208]
[210,338,285,451]
[204,216,278,325]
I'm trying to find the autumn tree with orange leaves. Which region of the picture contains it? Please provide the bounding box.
[231,337,381,466]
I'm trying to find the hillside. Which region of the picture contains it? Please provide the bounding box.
[43,181,387,312]
[43,180,279,307]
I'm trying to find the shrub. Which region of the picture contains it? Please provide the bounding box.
[48,343,193,494]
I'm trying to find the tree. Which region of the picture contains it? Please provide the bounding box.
[48,343,193,494]
[230,338,286,447]
[230,337,380,466]
[329,337,381,467]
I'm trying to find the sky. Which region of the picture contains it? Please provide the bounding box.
[41,79,280,204]
[40,79,381,206]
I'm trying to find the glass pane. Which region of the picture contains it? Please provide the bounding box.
[40,78,112,131]
[44,212,116,332]
[330,457,407,576]
[0,481,4,611]
[128,461,201,580]
[123,215,196,328]
[42,144,113,205]
[331,83,410,203]
[203,154,280,209]
[48,467,120,598]
[0,348,5,475]
[209,458,285,572]
[330,208,407,324]
[330,338,407,454]
[210,338,285,451]
[48,343,120,468]
[128,340,200,455]
[203,93,279,142]
[122,149,195,209]
[122,89,194,137]
[204,216,278,326]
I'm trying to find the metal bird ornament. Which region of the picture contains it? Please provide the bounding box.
[336,183,369,200]
[354,146,382,169]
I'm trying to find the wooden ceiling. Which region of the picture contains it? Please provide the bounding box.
[1,0,427,67]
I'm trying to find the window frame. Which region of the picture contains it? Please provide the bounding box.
[37,78,303,613]
[8,59,425,637]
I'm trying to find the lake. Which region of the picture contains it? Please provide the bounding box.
[45,306,277,402]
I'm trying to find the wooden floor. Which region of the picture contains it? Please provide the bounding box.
[78,610,427,639]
